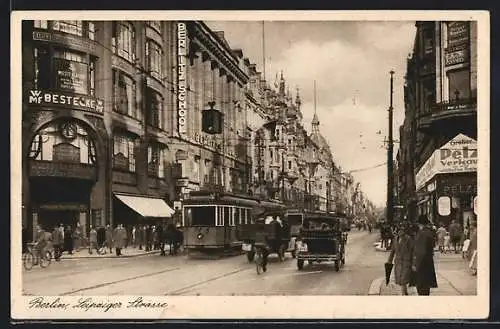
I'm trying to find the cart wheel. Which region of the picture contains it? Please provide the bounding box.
[255,249,263,275]
[23,253,34,271]
[247,251,255,262]
[291,250,296,258]
[297,259,304,270]
[334,260,340,272]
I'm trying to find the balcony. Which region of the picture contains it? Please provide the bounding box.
[418,97,477,132]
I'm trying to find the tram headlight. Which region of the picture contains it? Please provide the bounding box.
[197,233,204,240]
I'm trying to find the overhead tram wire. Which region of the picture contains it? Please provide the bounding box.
[346,162,387,174]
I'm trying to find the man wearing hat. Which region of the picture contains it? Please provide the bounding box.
[411,214,438,295]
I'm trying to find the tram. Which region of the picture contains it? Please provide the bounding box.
[182,191,260,256]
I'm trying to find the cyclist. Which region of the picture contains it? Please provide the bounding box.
[34,225,49,265]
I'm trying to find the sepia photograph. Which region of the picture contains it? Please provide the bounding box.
[11,10,489,319]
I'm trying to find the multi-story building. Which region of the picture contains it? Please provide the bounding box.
[398,21,477,229]
[22,20,183,240]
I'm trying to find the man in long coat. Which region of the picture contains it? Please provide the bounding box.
[51,226,63,261]
[114,224,126,256]
[412,215,438,295]
[105,224,114,254]
[387,223,414,295]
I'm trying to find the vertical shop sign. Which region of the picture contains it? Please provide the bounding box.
[177,22,188,135]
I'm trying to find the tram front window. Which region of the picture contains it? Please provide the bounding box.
[185,206,216,226]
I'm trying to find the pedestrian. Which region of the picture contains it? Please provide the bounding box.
[113,224,121,256]
[73,223,82,252]
[387,223,414,295]
[145,225,152,252]
[64,225,73,255]
[88,225,98,254]
[449,219,462,253]
[132,226,137,248]
[138,225,145,251]
[105,224,113,253]
[436,223,447,253]
[51,225,62,261]
[411,214,438,296]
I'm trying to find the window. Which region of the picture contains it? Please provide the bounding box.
[447,69,471,100]
[53,50,91,95]
[185,206,215,226]
[148,21,162,33]
[88,22,95,40]
[194,156,201,182]
[34,20,48,29]
[146,88,163,128]
[113,22,136,62]
[148,143,165,178]
[34,48,96,95]
[146,39,162,81]
[216,207,224,226]
[113,69,137,118]
[113,134,136,172]
[269,149,273,160]
[288,161,292,170]
[53,21,83,36]
[224,207,232,226]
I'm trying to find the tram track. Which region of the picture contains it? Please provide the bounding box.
[60,267,181,296]
[166,266,252,295]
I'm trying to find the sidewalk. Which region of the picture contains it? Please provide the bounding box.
[368,252,477,296]
[56,245,186,259]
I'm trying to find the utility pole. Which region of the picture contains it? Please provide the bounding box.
[387,70,395,225]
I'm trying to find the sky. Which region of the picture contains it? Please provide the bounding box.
[206,21,416,207]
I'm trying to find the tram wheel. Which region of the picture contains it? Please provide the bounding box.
[297,259,304,270]
[247,251,255,262]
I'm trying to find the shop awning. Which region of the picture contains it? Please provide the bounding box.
[114,193,175,218]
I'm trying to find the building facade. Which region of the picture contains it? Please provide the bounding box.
[21,19,375,241]
[22,20,183,240]
[398,21,477,229]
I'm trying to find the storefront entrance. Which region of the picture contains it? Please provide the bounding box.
[29,176,93,240]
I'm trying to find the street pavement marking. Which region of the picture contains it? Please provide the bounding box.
[166,267,252,295]
[60,267,181,296]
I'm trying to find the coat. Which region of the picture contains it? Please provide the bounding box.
[105,228,113,246]
[412,227,438,289]
[113,227,126,249]
[388,233,414,285]
[52,228,63,245]
[89,229,98,243]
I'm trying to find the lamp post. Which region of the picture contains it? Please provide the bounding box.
[387,70,395,225]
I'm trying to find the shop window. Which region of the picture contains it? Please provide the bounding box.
[146,39,162,81]
[148,21,162,33]
[113,69,138,118]
[113,134,136,172]
[112,22,136,62]
[148,143,166,178]
[447,69,471,100]
[146,88,163,129]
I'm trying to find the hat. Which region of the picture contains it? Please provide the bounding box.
[417,214,430,225]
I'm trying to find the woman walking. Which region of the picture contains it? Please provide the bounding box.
[412,215,438,295]
[387,222,415,295]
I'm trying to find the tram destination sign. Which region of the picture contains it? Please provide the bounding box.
[27,90,104,114]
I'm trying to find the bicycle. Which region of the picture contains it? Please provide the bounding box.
[23,243,52,270]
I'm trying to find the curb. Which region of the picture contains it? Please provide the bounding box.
[59,250,162,260]
[368,276,384,295]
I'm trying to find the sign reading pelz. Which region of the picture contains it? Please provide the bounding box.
[177,23,187,135]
